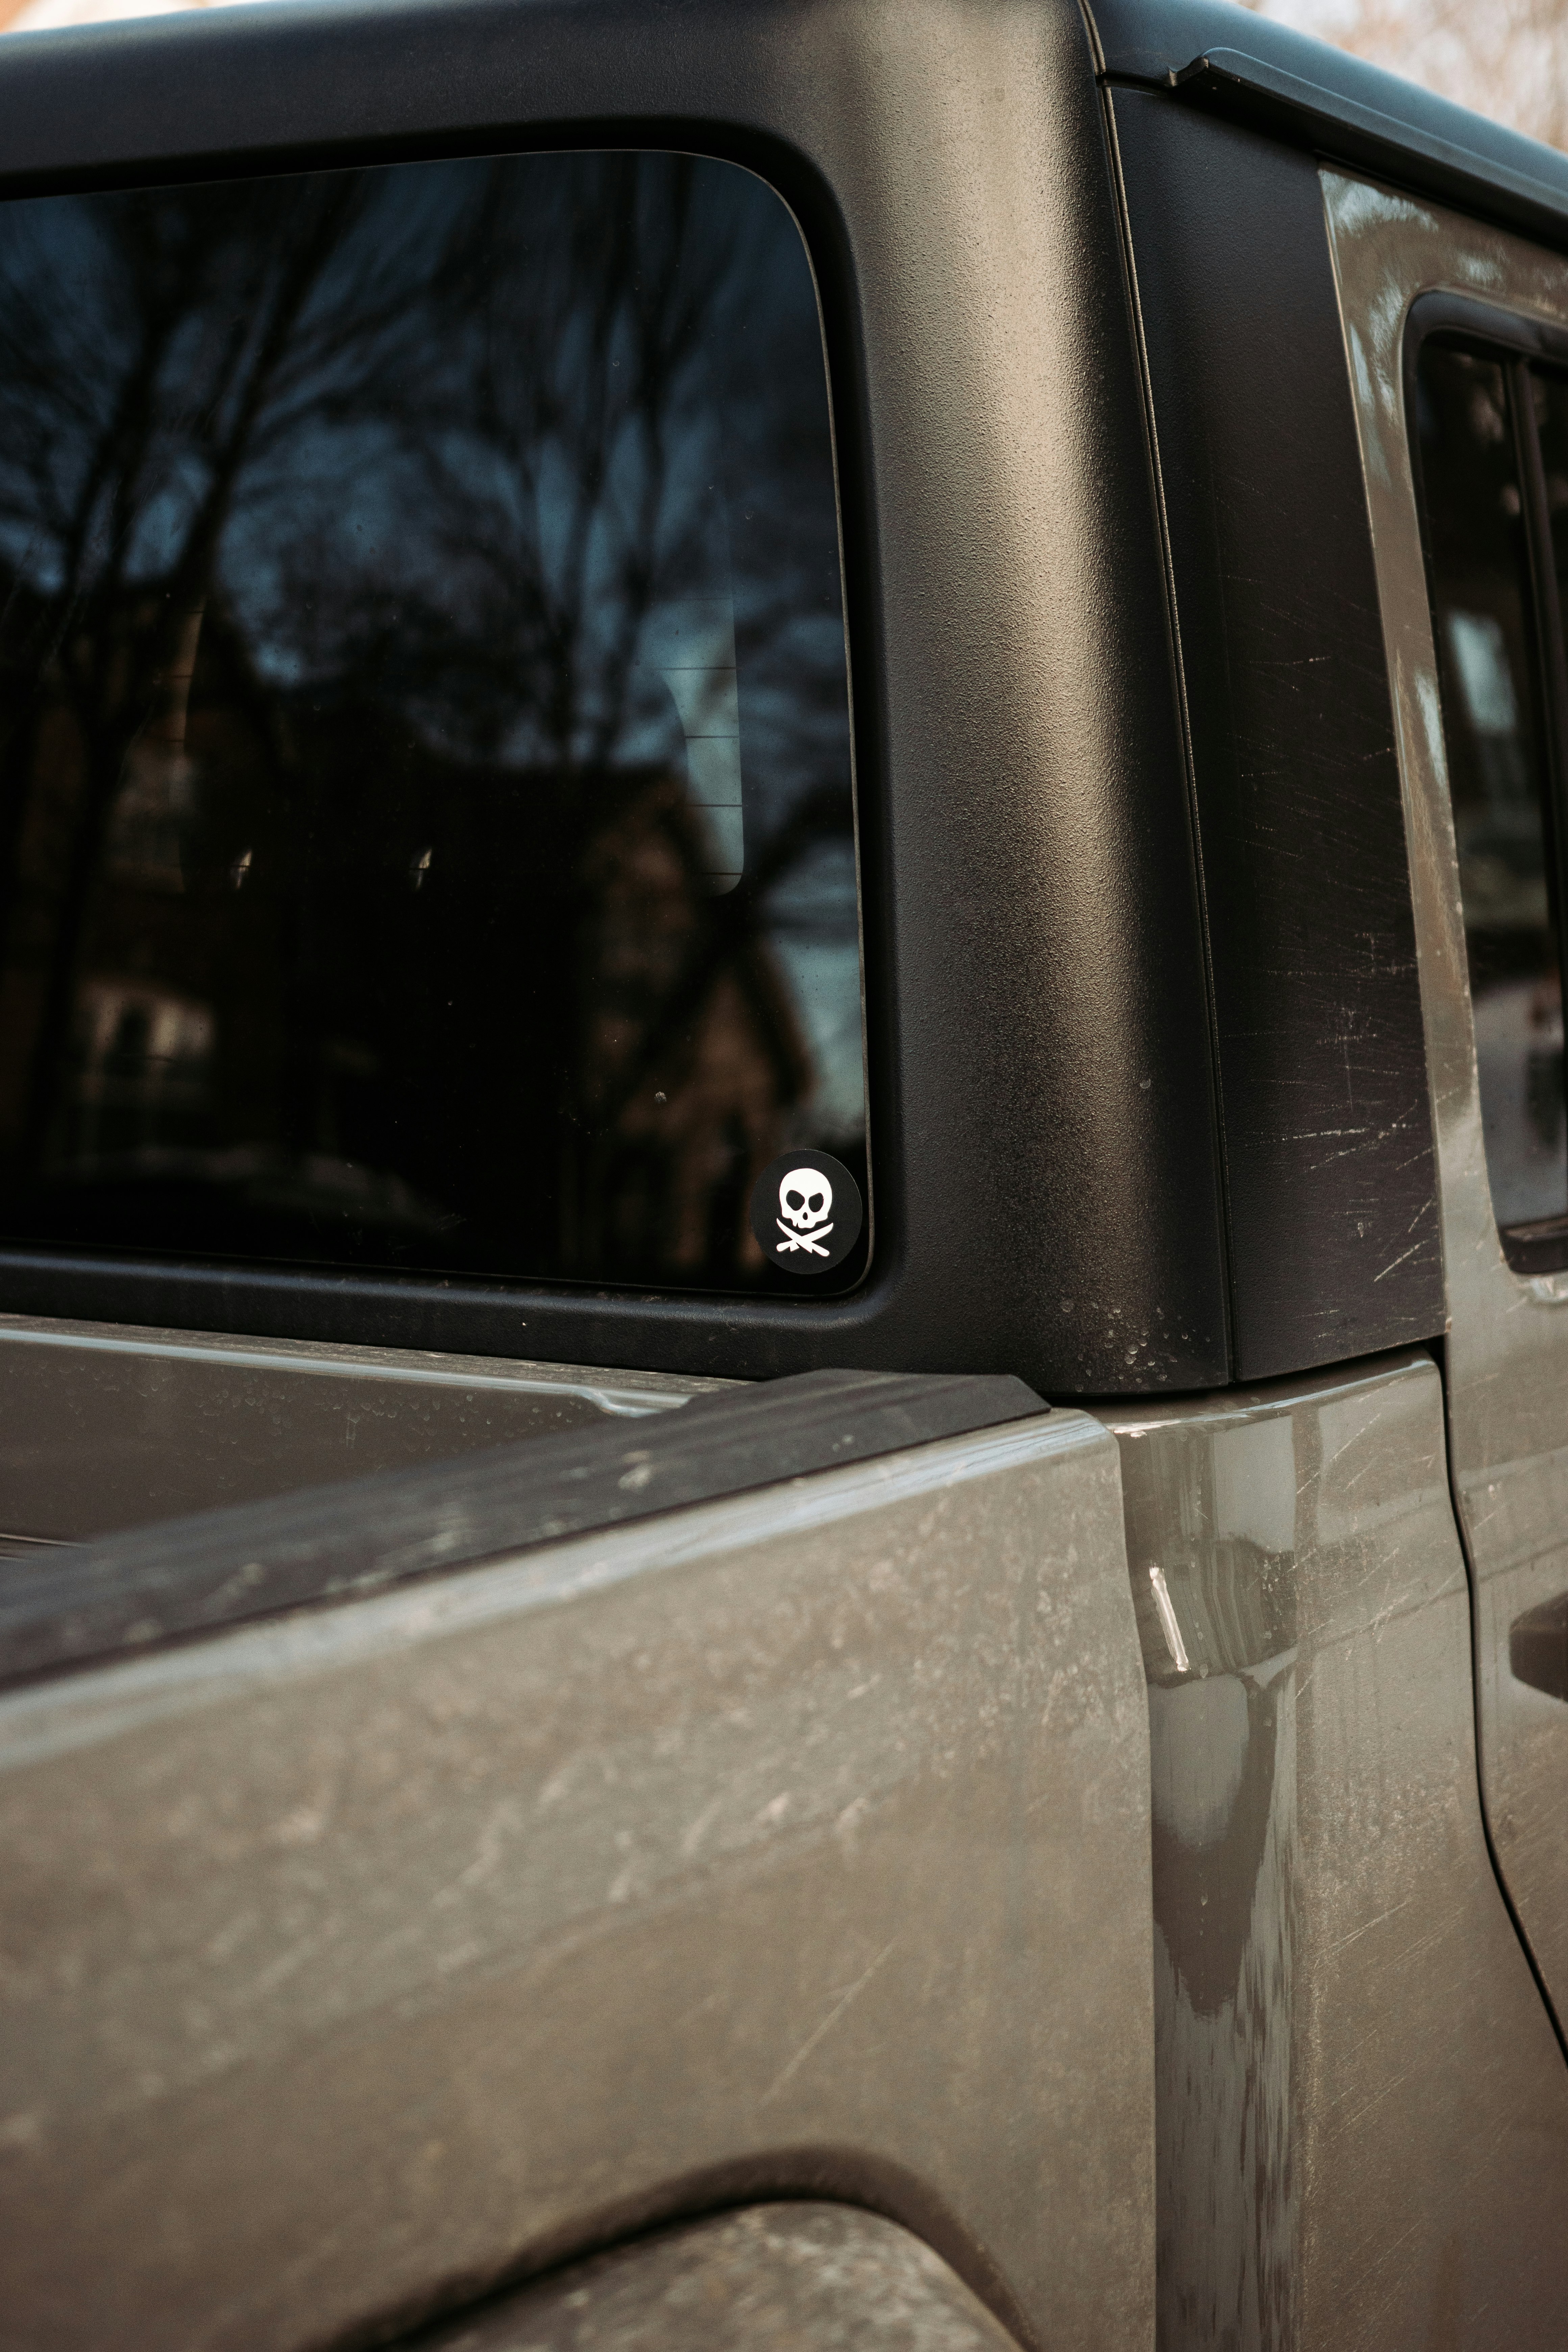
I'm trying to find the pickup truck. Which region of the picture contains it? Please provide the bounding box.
[1,0,1566,2345]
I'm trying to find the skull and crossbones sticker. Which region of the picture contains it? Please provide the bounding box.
[750,1148,863,1276]
[777,1168,834,1254]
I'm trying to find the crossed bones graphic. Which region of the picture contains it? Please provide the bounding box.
[776,1217,835,1258]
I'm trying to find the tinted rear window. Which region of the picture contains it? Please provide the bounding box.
[0,151,863,1293]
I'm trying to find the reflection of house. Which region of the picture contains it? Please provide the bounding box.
[65,979,213,1161]
[575,770,810,1272]
[0,580,816,1285]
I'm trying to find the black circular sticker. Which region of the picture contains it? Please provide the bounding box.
[751,1148,863,1277]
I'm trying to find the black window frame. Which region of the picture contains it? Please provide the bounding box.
[1406,290,1568,1276]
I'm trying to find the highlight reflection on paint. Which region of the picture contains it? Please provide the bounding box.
[1149,1564,1190,1673]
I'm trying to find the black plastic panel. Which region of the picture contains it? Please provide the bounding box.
[0,0,1232,1395]
[0,1365,1046,1686]
[1110,94,1444,1376]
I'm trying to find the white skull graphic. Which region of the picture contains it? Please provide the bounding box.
[779,1168,833,1231]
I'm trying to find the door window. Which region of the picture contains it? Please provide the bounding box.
[1414,338,1568,1264]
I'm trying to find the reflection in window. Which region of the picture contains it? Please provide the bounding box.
[0,153,863,1291]
[1416,343,1565,1240]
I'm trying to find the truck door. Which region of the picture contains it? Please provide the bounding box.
[1325,169,1568,2034]
[0,1365,1153,2351]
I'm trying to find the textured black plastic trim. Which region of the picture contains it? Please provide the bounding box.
[0,1366,1047,1689]
[1109,92,1444,1376]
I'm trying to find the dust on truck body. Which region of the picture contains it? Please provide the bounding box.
[0,0,1567,2345]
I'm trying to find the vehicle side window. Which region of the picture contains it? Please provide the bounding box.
[0,152,864,1296]
[1414,339,1568,1263]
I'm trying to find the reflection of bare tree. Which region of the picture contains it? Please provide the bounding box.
[407,156,728,772]
[0,153,858,1281]
[0,174,406,1162]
